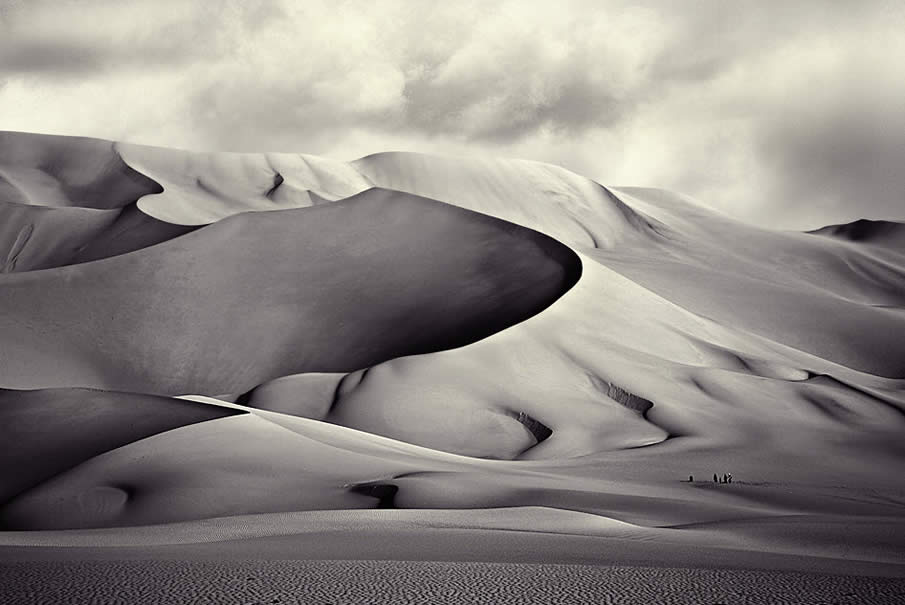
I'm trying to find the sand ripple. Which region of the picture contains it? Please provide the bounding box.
[2,560,903,605]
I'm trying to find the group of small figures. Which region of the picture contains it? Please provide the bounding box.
[687,474,733,483]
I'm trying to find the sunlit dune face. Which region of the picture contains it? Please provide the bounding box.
[241,304,673,460]
[246,359,552,460]
[331,361,555,459]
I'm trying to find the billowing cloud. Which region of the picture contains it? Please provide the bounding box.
[1,0,903,229]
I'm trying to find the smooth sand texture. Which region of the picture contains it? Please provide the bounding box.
[4,506,905,568]
[0,388,243,507]
[0,132,903,593]
[118,142,375,225]
[0,187,580,395]
[0,132,161,209]
[0,201,195,272]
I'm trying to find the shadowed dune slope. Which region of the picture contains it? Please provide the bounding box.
[0,201,196,272]
[0,132,161,209]
[0,187,580,395]
[0,388,243,509]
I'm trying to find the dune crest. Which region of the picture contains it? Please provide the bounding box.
[117,142,375,225]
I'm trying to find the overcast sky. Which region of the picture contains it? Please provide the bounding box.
[1,0,903,229]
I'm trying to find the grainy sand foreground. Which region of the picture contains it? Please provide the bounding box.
[2,560,904,605]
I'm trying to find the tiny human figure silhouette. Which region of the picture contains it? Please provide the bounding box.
[713,473,718,483]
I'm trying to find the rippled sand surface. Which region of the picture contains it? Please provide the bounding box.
[3,560,904,605]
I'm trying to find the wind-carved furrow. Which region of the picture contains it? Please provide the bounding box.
[599,185,673,240]
[587,373,654,416]
[348,483,399,509]
[801,392,860,423]
[265,171,284,199]
[4,223,32,272]
[517,411,554,443]
[575,220,600,248]
[505,410,553,445]
[805,374,905,422]
[0,201,198,272]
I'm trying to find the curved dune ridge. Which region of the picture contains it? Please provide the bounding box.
[0,186,581,395]
[0,132,904,579]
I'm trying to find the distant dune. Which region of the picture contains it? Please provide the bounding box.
[1,132,903,585]
[809,218,905,251]
[0,131,161,210]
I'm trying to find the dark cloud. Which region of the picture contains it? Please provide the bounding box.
[400,40,629,142]
[0,40,106,75]
[0,1,282,77]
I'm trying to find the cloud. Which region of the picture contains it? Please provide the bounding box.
[753,37,905,228]
[395,4,668,141]
[0,39,108,75]
[0,1,279,77]
[0,0,903,228]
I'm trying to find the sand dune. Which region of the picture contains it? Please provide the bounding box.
[810,218,905,250]
[0,201,195,272]
[117,141,374,225]
[0,132,160,209]
[0,132,903,583]
[0,388,242,508]
[352,151,661,250]
[0,186,580,395]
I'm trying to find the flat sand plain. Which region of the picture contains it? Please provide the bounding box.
[2,560,904,605]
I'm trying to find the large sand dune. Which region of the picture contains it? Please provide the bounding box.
[1,132,903,590]
[0,184,580,395]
